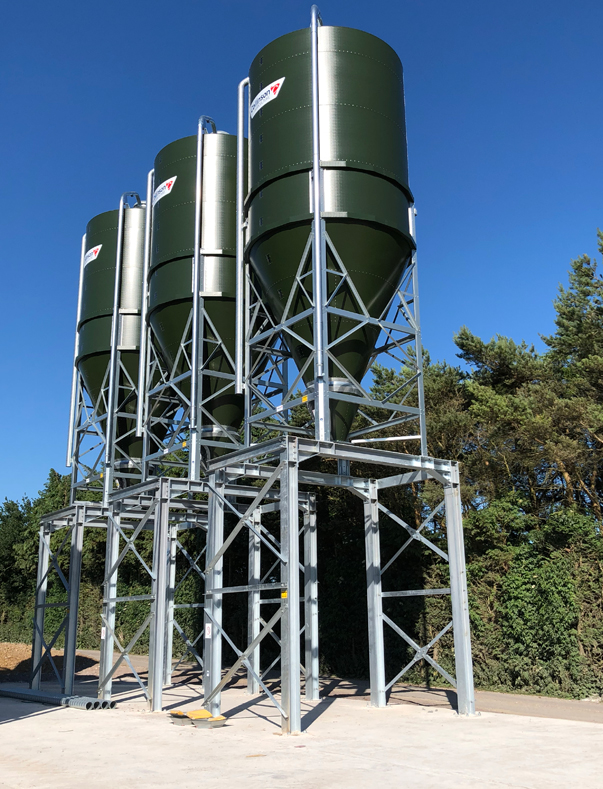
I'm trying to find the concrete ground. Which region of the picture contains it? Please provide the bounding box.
[1,674,602,788]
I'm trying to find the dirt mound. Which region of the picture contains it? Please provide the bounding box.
[0,642,98,681]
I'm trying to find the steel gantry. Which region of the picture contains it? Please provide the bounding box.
[33,3,475,732]
[201,436,475,733]
[31,503,106,695]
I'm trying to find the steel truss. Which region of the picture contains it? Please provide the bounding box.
[203,436,475,733]
[30,503,105,694]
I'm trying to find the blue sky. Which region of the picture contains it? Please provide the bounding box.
[1,0,602,501]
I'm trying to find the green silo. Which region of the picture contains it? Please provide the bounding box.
[246,26,415,440]
[148,132,243,449]
[76,205,145,459]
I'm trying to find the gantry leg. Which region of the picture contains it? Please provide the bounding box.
[204,470,225,717]
[304,495,320,700]
[247,509,262,694]
[30,523,50,691]
[364,479,386,707]
[280,438,301,733]
[149,478,170,712]
[63,513,84,696]
[444,465,476,715]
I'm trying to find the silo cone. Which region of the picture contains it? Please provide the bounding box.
[246,27,415,440]
[76,206,145,460]
[148,133,243,452]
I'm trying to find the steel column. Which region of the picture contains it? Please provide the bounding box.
[149,478,170,711]
[63,515,84,696]
[98,506,121,700]
[280,438,301,733]
[247,509,262,694]
[30,524,50,691]
[364,479,386,707]
[303,495,320,700]
[204,470,225,716]
[164,523,178,686]
[445,465,476,715]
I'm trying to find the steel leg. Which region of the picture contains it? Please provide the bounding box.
[98,505,120,700]
[281,439,301,733]
[30,524,50,691]
[63,514,84,696]
[164,524,178,686]
[204,471,225,717]
[364,479,386,707]
[149,479,170,711]
[247,509,261,694]
[445,465,476,715]
[304,496,320,700]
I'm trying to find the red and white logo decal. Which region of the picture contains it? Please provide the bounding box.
[84,244,102,266]
[250,77,286,119]
[153,175,178,206]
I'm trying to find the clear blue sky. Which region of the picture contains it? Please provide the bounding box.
[1,0,602,502]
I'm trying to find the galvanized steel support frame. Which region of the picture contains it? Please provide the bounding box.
[97,477,210,710]
[203,436,475,728]
[30,503,105,694]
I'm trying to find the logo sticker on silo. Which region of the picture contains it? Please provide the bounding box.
[152,175,177,206]
[250,77,286,118]
[84,244,102,266]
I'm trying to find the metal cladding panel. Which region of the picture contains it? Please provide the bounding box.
[120,206,145,312]
[148,132,244,439]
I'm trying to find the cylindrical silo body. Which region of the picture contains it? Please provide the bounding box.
[246,26,415,440]
[76,205,145,459]
[148,132,243,448]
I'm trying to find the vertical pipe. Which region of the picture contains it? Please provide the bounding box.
[247,509,261,694]
[189,120,205,481]
[164,524,178,686]
[98,505,121,700]
[310,5,329,442]
[30,524,50,691]
[150,478,170,712]
[304,495,320,700]
[280,438,301,734]
[204,471,224,717]
[136,169,154,438]
[408,206,428,456]
[236,78,249,394]
[445,464,476,715]
[364,479,386,707]
[63,513,84,696]
[67,234,87,467]
[103,195,128,507]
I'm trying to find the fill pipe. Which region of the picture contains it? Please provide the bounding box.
[190,115,216,480]
[136,169,155,437]
[66,234,87,467]
[104,192,140,505]
[235,78,249,394]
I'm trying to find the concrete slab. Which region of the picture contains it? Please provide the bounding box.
[0,682,602,788]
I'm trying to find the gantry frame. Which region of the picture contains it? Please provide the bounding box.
[202,436,475,733]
